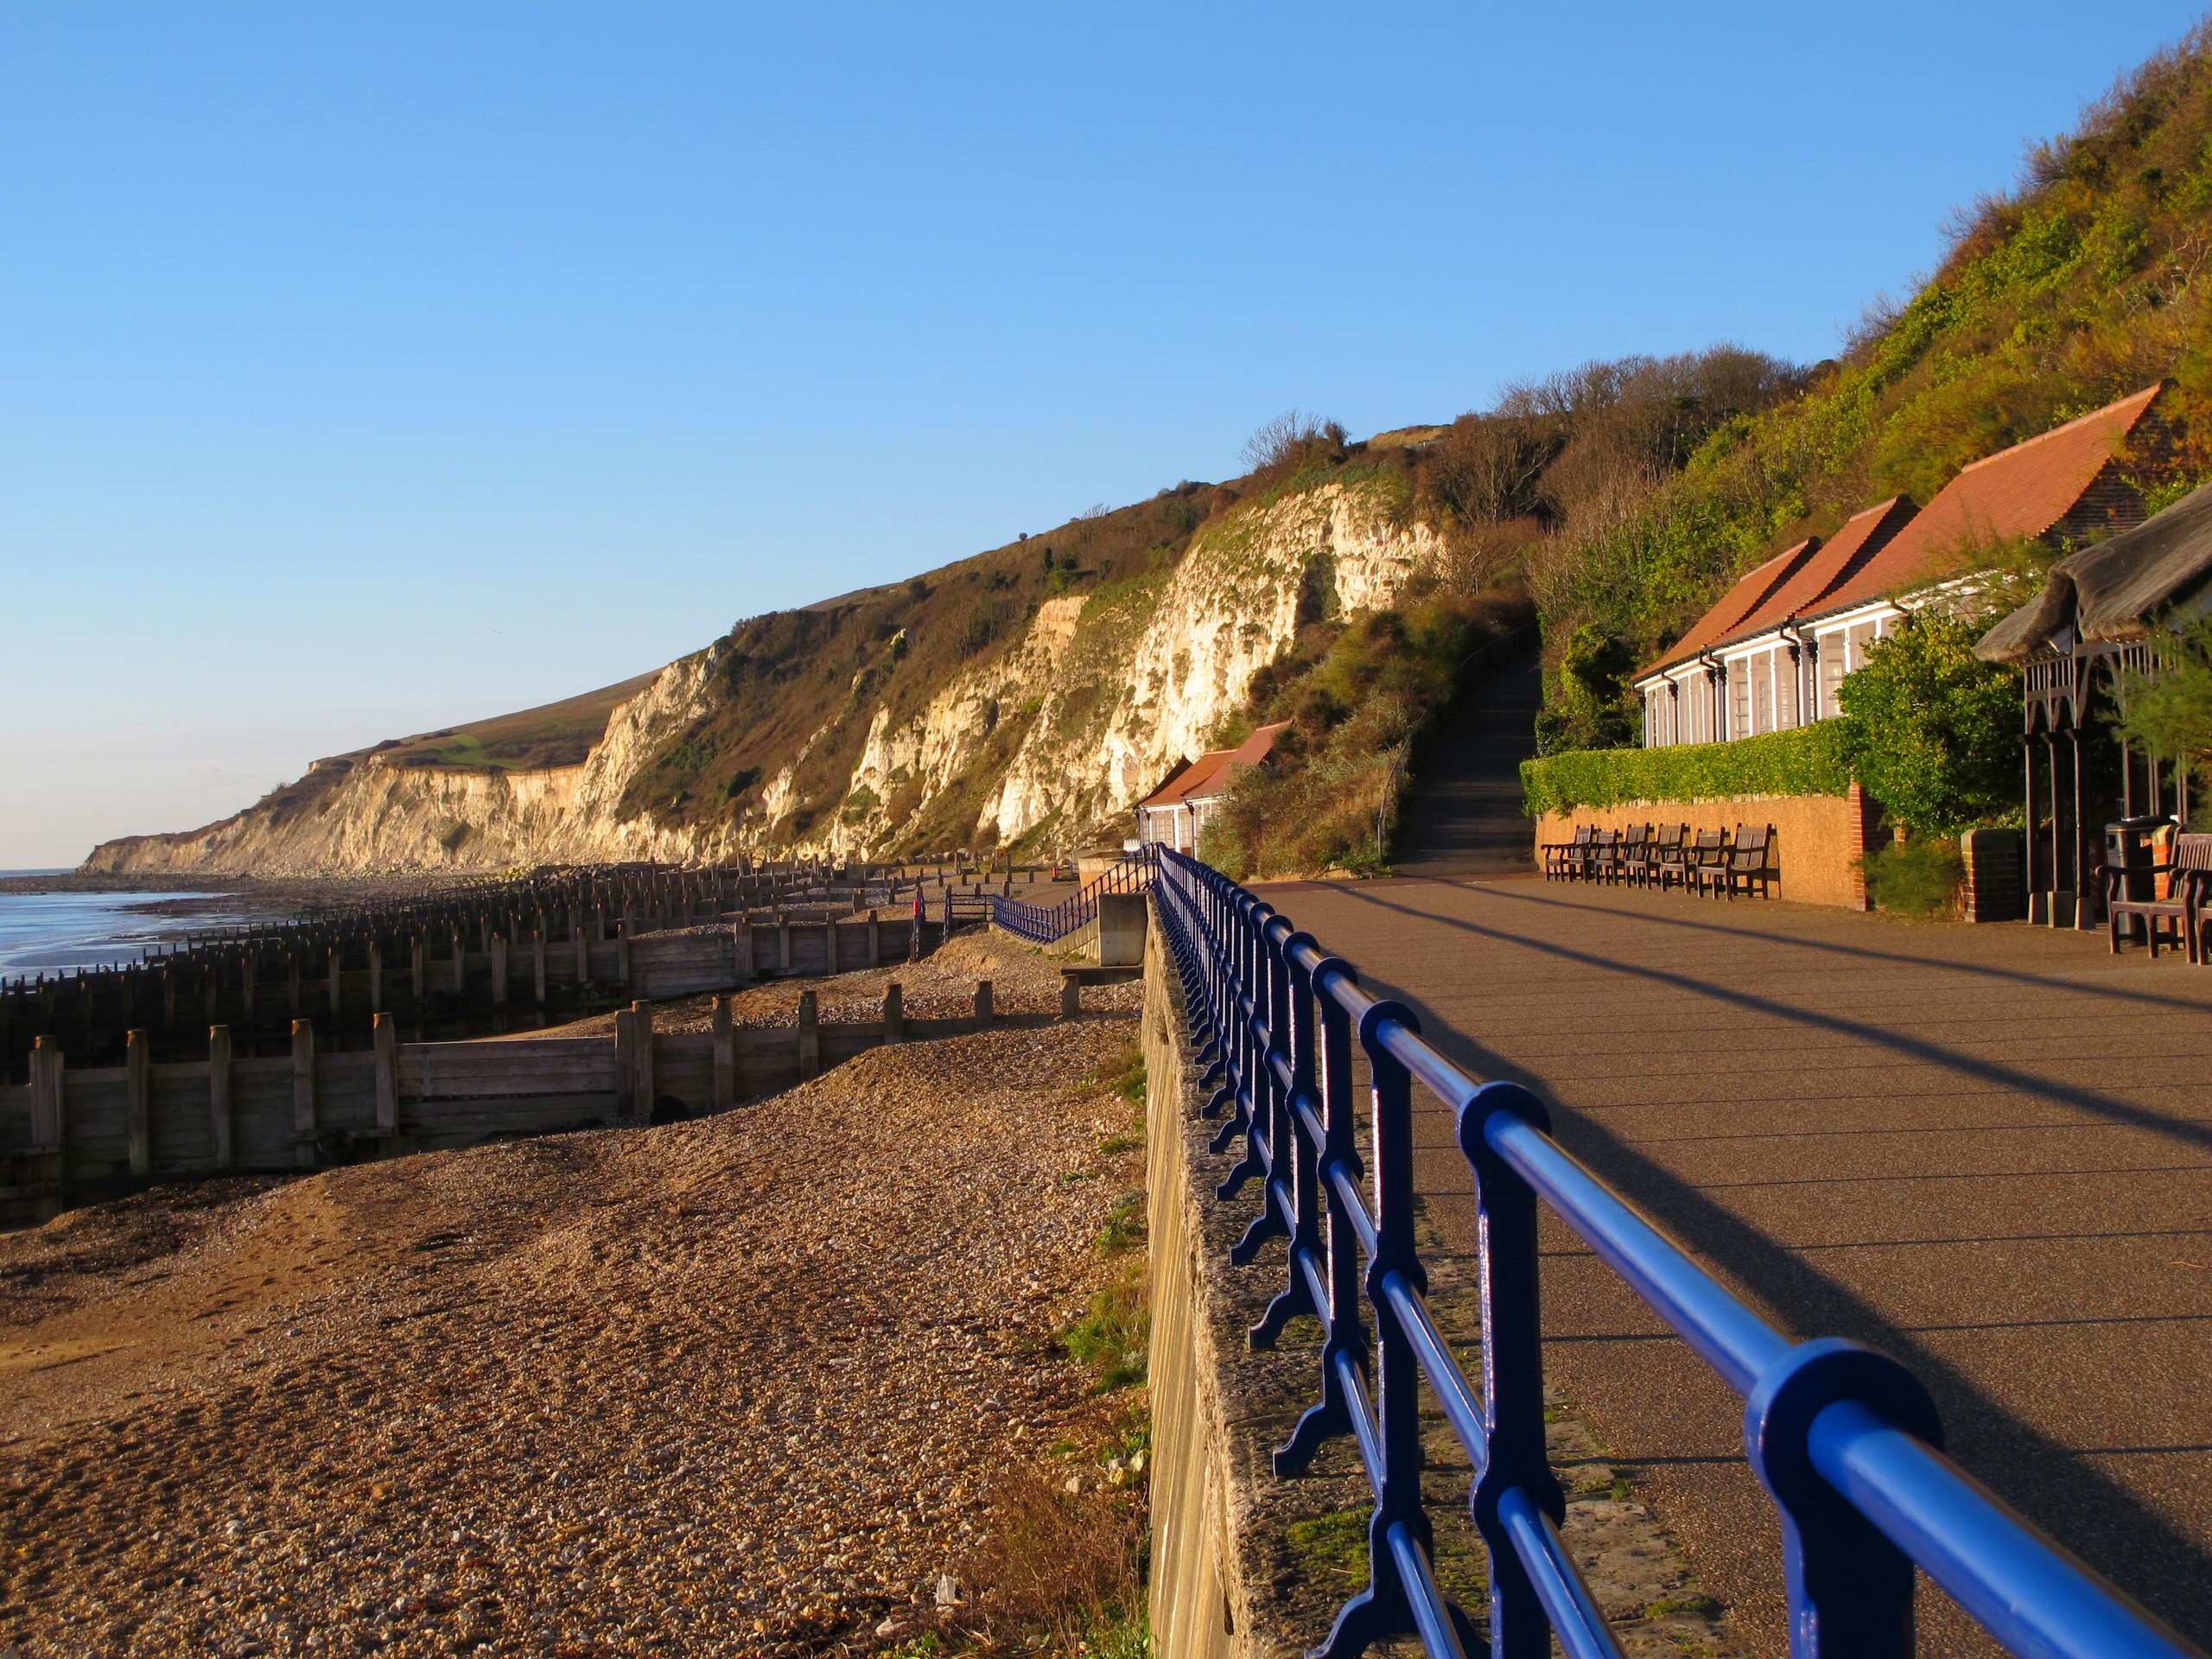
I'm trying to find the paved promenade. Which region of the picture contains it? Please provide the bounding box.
[1255,874,2212,1656]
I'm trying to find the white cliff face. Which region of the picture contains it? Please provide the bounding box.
[88,480,1449,874]
[838,482,1448,852]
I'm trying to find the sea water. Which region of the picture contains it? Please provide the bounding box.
[0,875,276,978]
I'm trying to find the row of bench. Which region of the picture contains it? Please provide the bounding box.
[1541,822,1779,899]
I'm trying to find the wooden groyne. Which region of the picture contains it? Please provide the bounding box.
[1,854,1058,1084]
[0,976,1090,1226]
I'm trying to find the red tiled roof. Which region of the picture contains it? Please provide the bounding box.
[1806,384,2162,620]
[1135,721,1290,810]
[1137,751,1231,810]
[1726,496,1919,641]
[1638,541,1821,678]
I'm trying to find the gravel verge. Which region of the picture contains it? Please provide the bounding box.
[0,1012,1147,1657]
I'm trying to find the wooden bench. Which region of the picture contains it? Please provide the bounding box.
[1618,823,1654,887]
[1708,823,1778,900]
[1542,823,1592,882]
[2107,831,2212,961]
[1686,830,1730,897]
[1649,823,1689,892]
[1588,827,1621,885]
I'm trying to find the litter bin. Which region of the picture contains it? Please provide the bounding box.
[2104,815,2175,910]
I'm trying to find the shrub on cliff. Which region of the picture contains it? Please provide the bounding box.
[1201,582,1530,876]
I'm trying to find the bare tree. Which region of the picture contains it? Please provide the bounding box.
[1427,412,1568,524]
[1243,410,1347,472]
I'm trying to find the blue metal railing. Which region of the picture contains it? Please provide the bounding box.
[981,849,1156,944]
[1150,847,2197,1659]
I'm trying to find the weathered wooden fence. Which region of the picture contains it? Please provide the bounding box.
[0,977,1076,1226]
[1,909,950,1079]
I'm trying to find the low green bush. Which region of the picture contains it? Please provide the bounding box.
[1860,838,1964,918]
[1520,724,1848,817]
[1831,613,2020,839]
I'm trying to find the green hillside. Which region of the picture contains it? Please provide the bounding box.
[1522,23,2212,746]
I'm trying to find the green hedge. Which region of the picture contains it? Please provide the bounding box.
[1519,725,1849,817]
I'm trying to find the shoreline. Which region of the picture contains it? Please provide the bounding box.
[0,870,469,903]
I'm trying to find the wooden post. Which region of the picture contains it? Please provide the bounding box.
[533,930,547,1007]
[974,979,993,1032]
[574,925,590,988]
[327,946,343,1020]
[372,1012,398,1135]
[29,1033,62,1152]
[868,916,881,968]
[368,940,384,1015]
[778,917,794,976]
[712,995,734,1112]
[125,1027,150,1176]
[290,1019,317,1167]
[1061,974,1081,1020]
[451,931,467,1007]
[490,934,510,1007]
[209,1024,234,1171]
[632,1000,655,1117]
[613,1007,638,1119]
[617,921,632,986]
[410,935,426,1003]
[734,921,753,985]
[798,989,820,1080]
[883,982,903,1046]
[241,950,257,1021]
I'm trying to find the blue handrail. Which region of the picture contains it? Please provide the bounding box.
[1148,847,2198,1659]
[982,849,1156,943]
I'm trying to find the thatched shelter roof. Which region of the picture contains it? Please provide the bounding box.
[1976,480,2212,663]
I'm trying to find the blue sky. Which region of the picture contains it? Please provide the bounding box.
[2,2,2202,866]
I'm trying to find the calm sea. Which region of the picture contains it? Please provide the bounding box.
[0,874,279,978]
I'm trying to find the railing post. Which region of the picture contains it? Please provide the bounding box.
[1252,931,1322,1345]
[1459,1080,1567,1659]
[1230,908,1290,1250]
[1745,1338,1942,1659]
[1276,953,1363,1473]
[1314,1001,1436,1658]
[1210,887,1255,1155]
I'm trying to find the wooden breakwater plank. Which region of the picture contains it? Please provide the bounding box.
[0,1080,35,1154]
[401,1038,615,1099]
[149,1063,216,1171]
[396,1096,619,1136]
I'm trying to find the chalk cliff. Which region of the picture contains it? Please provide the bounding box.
[86,474,1454,874]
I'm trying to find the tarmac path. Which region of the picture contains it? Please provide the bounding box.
[1247,873,2212,1656]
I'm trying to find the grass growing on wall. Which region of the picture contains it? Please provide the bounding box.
[1520,725,1850,817]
